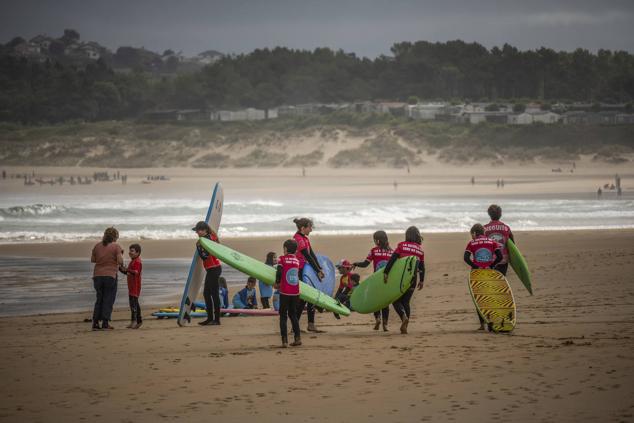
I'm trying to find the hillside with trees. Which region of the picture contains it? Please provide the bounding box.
[1,34,633,124]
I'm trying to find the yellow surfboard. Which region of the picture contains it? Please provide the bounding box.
[468,269,516,333]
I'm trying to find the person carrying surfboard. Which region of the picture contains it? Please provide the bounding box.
[292,217,324,333]
[464,223,505,330]
[383,226,425,334]
[275,239,302,348]
[483,204,515,276]
[193,221,223,326]
[352,230,393,332]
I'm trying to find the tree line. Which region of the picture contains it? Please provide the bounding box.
[1,40,633,123]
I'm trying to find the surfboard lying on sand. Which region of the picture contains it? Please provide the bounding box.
[349,256,417,314]
[507,239,533,295]
[468,269,516,333]
[198,237,351,316]
[303,254,336,297]
[178,182,224,327]
[155,307,278,318]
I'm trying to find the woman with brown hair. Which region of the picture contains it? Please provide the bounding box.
[90,227,124,330]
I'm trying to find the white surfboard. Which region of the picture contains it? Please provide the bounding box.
[177,182,224,326]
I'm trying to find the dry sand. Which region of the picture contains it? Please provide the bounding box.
[1,229,633,422]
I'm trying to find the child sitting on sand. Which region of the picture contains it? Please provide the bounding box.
[232,277,258,309]
[120,243,143,329]
[275,239,301,347]
[464,224,503,330]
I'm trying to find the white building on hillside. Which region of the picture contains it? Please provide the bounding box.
[508,113,533,125]
[529,111,560,124]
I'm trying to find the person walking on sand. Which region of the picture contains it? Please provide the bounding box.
[91,227,124,330]
[275,239,302,348]
[353,230,393,331]
[293,217,324,332]
[193,221,222,326]
[383,226,425,334]
[483,204,514,276]
[464,224,503,330]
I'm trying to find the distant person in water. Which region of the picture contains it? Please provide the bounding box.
[383,226,425,334]
[353,230,393,331]
[90,227,123,330]
[483,205,515,276]
[259,252,277,308]
[597,188,603,198]
[193,221,222,326]
[275,239,302,347]
[293,217,324,332]
[120,243,143,329]
[464,224,503,330]
[233,277,258,309]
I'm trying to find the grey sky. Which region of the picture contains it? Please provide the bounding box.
[2,0,633,57]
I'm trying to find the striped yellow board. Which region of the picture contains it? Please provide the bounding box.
[468,269,516,333]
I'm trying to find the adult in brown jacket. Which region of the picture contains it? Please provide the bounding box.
[91,227,123,330]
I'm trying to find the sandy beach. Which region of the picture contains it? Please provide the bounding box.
[1,229,633,422]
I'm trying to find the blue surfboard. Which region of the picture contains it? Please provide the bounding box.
[302,254,336,297]
[177,182,224,326]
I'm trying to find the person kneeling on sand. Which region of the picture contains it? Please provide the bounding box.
[275,239,302,348]
[233,277,258,309]
[120,243,143,329]
[464,224,503,330]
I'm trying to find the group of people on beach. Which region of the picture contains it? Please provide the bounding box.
[90,203,515,348]
[187,204,514,347]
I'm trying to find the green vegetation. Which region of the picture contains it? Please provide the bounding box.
[1,116,631,167]
[2,40,634,124]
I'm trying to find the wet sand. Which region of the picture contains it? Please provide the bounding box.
[1,229,633,422]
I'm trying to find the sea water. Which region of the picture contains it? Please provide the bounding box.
[1,193,633,242]
[1,192,632,316]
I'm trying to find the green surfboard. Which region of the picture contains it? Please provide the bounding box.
[198,238,351,316]
[349,256,417,314]
[507,239,533,295]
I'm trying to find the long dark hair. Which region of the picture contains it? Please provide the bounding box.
[373,230,390,250]
[404,226,422,244]
[265,251,277,265]
[293,217,313,231]
[102,227,119,246]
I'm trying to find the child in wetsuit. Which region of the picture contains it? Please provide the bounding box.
[483,204,515,276]
[383,226,425,335]
[353,230,393,331]
[292,217,324,332]
[259,252,276,309]
[193,221,222,326]
[464,223,503,330]
[275,239,302,348]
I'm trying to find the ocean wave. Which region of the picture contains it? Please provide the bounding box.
[0,204,68,218]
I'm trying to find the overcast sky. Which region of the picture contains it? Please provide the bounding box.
[1,0,633,57]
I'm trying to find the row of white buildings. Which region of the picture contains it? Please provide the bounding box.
[142,102,634,125]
